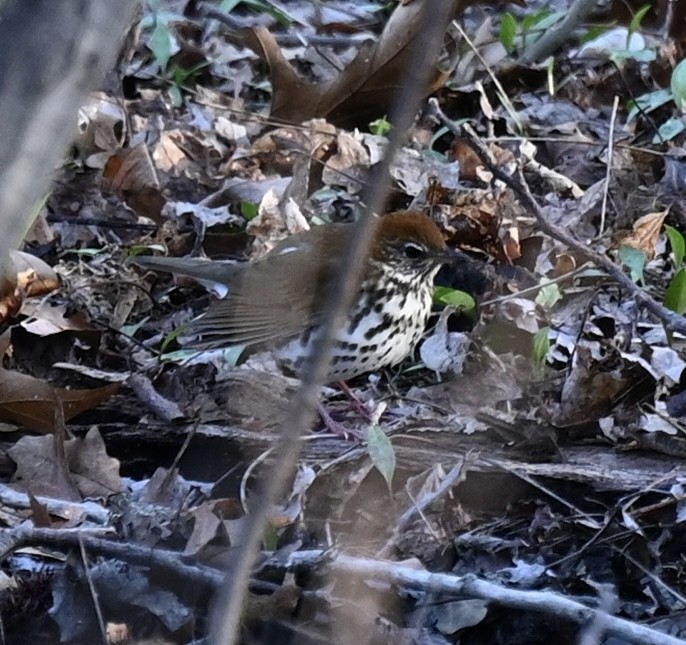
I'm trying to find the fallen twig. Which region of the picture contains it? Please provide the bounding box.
[2,526,682,644]
[0,526,223,589]
[0,483,110,525]
[275,551,685,645]
[427,99,686,336]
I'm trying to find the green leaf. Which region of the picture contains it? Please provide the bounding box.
[529,11,565,32]
[241,201,259,220]
[627,89,673,123]
[671,59,686,109]
[262,522,279,550]
[433,286,476,311]
[128,243,168,257]
[609,49,656,65]
[665,268,686,314]
[65,248,105,257]
[521,8,551,32]
[629,4,652,34]
[227,0,293,25]
[532,327,550,365]
[219,0,240,11]
[535,282,562,310]
[429,125,451,151]
[169,83,183,108]
[369,116,392,136]
[150,19,174,72]
[653,117,686,143]
[500,13,517,53]
[367,425,395,489]
[580,26,609,44]
[120,317,149,338]
[618,245,646,285]
[160,324,189,354]
[161,345,244,365]
[173,61,210,85]
[665,225,685,268]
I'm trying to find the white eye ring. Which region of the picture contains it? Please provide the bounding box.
[402,242,425,259]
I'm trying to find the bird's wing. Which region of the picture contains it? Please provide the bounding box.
[190,230,344,348]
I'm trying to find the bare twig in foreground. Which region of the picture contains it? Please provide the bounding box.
[207,3,463,644]
[0,0,140,288]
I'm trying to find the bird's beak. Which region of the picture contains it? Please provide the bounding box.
[433,247,474,264]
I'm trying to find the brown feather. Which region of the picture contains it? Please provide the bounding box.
[136,211,449,350]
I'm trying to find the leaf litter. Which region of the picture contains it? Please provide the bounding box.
[2,0,686,643]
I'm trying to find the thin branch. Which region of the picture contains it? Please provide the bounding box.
[0,483,110,525]
[0,527,223,590]
[4,528,682,645]
[274,551,685,645]
[600,95,620,235]
[78,535,108,645]
[427,99,686,336]
[519,0,598,63]
[207,3,464,644]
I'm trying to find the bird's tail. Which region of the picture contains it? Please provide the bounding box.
[133,255,238,287]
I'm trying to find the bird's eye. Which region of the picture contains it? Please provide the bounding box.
[401,242,425,260]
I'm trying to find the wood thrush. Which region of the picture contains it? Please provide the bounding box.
[136,211,464,381]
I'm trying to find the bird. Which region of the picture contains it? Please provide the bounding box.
[136,211,465,382]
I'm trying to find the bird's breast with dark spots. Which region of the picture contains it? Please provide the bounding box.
[275,271,435,380]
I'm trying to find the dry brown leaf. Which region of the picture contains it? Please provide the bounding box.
[242,0,464,128]
[0,350,119,433]
[8,427,121,498]
[443,191,507,260]
[616,209,669,260]
[28,493,52,527]
[152,130,190,175]
[0,250,59,320]
[184,502,222,556]
[69,427,122,497]
[102,142,165,220]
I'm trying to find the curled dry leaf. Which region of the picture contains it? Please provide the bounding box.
[242,0,464,128]
[615,209,669,260]
[246,189,309,258]
[0,250,59,322]
[102,142,165,220]
[419,307,470,376]
[74,91,127,168]
[8,427,122,498]
[19,300,92,337]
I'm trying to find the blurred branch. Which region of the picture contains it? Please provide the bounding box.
[0,0,140,293]
[207,1,464,643]
[519,0,598,63]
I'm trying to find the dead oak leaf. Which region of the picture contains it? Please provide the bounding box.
[242,0,464,128]
[0,362,119,433]
[102,143,165,221]
[8,427,121,500]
